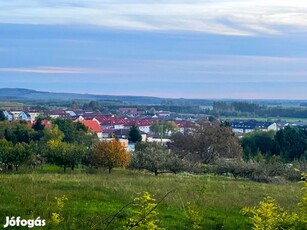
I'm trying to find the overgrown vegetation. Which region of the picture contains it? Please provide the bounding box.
[242,172,307,229]
[0,168,303,229]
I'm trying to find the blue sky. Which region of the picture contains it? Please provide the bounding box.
[1,0,307,99]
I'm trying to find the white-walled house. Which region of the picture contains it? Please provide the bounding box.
[230,120,278,134]
[3,111,13,121]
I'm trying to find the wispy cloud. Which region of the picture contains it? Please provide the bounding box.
[1,0,307,36]
[0,66,110,74]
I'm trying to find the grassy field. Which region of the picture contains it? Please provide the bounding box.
[220,116,307,122]
[0,166,303,229]
[0,101,25,110]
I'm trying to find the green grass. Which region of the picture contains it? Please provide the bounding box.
[0,101,25,110]
[221,116,307,122]
[0,167,303,229]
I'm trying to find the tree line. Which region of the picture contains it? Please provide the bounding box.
[241,126,307,161]
[212,101,307,118]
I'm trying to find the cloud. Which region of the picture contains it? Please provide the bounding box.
[87,55,307,83]
[1,0,307,36]
[0,66,98,74]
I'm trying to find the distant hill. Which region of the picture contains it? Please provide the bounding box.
[0,88,306,107]
[0,88,163,105]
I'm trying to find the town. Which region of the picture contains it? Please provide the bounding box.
[2,107,306,147]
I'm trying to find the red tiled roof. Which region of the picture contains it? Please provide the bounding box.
[31,119,52,128]
[91,115,157,127]
[135,119,155,126]
[80,120,102,133]
[41,119,52,128]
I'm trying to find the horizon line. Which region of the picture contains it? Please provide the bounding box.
[1,87,307,101]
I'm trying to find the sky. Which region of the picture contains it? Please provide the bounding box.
[1,0,307,99]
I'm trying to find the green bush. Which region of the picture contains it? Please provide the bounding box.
[242,172,307,229]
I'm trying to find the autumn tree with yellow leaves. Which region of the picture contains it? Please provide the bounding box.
[90,139,130,173]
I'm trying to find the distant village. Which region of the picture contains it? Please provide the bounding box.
[2,108,307,151]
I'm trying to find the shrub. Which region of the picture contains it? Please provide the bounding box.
[242,172,307,229]
[127,191,164,230]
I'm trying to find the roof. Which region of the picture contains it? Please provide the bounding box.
[93,115,156,127]
[80,120,102,133]
[230,120,275,129]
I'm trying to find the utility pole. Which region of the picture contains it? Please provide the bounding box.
[160,123,163,144]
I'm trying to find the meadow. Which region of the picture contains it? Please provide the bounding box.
[220,116,307,122]
[0,166,303,229]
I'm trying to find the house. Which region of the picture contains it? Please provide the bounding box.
[230,120,278,134]
[9,110,23,120]
[135,119,155,133]
[276,121,289,130]
[26,111,41,121]
[79,120,103,140]
[101,128,117,138]
[94,115,127,129]
[290,121,307,127]
[46,110,71,119]
[174,120,194,134]
[3,111,13,121]
[157,111,171,117]
[146,136,171,145]
[65,110,77,117]
[19,112,31,121]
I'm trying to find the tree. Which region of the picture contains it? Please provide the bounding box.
[170,124,243,164]
[150,121,178,138]
[275,126,307,161]
[46,140,84,172]
[90,140,130,173]
[241,130,279,159]
[4,121,35,144]
[41,125,65,142]
[69,101,79,110]
[32,117,45,141]
[53,118,97,146]
[0,120,10,139]
[0,110,6,121]
[0,140,31,171]
[32,117,45,131]
[83,101,100,112]
[27,141,46,169]
[128,125,142,143]
[0,139,14,170]
[10,142,31,171]
[130,142,189,175]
